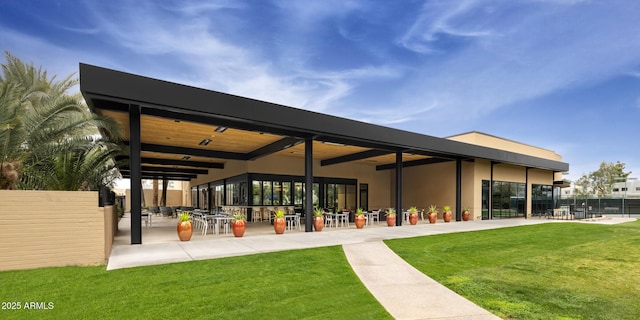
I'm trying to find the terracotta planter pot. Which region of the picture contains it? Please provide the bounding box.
[409,213,418,225]
[462,211,471,221]
[428,213,437,224]
[232,220,246,237]
[443,211,453,223]
[177,221,192,241]
[386,215,396,227]
[355,215,365,229]
[273,217,286,234]
[313,216,324,231]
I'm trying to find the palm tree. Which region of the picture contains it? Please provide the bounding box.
[0,51,123,190]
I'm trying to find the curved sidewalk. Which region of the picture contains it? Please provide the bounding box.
[343,241,500,320]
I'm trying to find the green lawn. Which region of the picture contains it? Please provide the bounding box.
[385,220,640,320]
[0,246,391,320]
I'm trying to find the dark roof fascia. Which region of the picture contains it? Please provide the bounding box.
[80,63,569,172]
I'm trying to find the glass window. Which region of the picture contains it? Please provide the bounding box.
[532,184,553,216]
[262,181,272,205]
[252,181,262,206]
[282,181,291,205]
[213,184,223,209]
[489,180,525,218]
[346,184,356,210]
[294,182,304,207]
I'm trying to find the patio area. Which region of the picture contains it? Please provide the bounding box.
[114,211,392,246]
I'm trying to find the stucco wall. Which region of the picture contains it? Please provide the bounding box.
[0,191,107,271]
[125,189,185,212]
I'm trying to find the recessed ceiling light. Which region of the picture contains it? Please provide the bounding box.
[198,139,212,146]
[182,155,191,160]
[323,141,346,147]
[214,126,227,133]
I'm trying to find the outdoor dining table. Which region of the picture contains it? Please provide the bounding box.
[203,214,232,235]
[363,211,377,225]
[284,214,300,230]
[324,212,349,228]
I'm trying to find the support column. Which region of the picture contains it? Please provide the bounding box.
[456,158,462,221]
[305,137,313,232]
[130,105,142,245]
[395,152,402,226]
[489,162,495,220]
[525,167,530,219]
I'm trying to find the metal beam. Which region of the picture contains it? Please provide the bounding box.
[305,138,313,232]
[246,137,302,160]
[121,174,193,181]
[456,158,462,221]
[395,152,402,227]
[376,157,452,171]
[120,165,208,175]
[120,170,198,180]
[140,143,247,160]
[129,105,142,245]
[321,149,390,166]
[116,156,224,169]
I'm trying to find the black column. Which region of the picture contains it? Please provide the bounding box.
[525,167,530,219]
[305,138,313,232]
[489,162,495,220]
[456,158,462,221]
[395,152,402,226]
[130,105,142,245]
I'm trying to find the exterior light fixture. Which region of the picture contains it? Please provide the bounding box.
[182,155,191,160]
[322,141,346,147]
[214,126,227,133]
[198,139,212,146]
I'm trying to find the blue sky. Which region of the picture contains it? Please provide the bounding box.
[1,0,639,182]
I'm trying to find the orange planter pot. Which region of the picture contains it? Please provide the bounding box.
[232,220,246,237]
[428,213,437,224]
[386,215,396,227]
[274,218,286,234]
[443,211,453,223]
[409,213,418,225]
[355,215,365,229]
[462,211,471,221]
[314,217,324,231]
[177,221,192,241]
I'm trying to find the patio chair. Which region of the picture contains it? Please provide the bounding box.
[370,210,380,224]
[159,206,173,217]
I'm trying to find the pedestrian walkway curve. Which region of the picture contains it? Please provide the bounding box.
[343,241,500,320]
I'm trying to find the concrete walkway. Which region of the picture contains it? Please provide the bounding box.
[107,216,636,319]
[344,241,500,319]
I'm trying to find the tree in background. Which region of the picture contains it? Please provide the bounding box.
[0,52,122,190]
[574,161,631,197]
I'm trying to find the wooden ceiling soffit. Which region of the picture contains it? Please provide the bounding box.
[142,107,307,138]
[376,157,453,171]
[321,149,391,166]
[115,156,224,169]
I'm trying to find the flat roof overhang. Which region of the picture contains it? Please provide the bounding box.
[80,63,569,179]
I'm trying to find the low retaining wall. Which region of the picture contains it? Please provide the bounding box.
[0,190,111,271]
